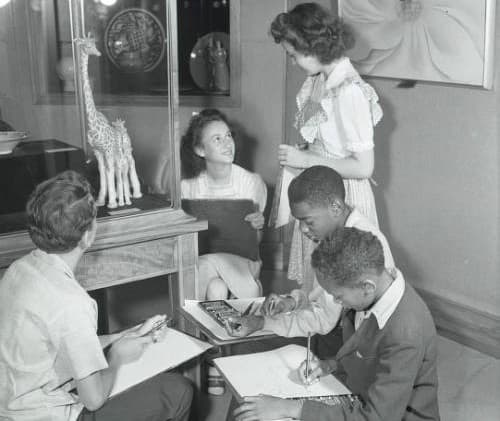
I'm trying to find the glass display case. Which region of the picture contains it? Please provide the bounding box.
[69,0,179,216]
[0,0,206,306]
[0,0,182,235]
[24,0,239,107]
[178,0,240,107]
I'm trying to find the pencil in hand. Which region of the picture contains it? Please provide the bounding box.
[306,332,311,385]
[241,301,255,316]
[140,316,169,343]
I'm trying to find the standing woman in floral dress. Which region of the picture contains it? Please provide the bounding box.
[271,2,383,288]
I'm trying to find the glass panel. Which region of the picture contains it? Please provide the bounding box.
[71,0,171,99]
[69,0,177,216]
[26,0,74,103]
[0,0,178,235]
[177,0,230,97]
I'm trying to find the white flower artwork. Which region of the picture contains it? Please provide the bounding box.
[339,0,496,88]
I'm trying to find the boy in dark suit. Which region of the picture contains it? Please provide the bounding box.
[233,227,440,421]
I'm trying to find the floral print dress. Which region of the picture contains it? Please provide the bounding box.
[288,57,383,288]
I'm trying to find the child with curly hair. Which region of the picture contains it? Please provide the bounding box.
[271,2,383,290]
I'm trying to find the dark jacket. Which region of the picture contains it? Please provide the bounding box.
[301,280,440,421]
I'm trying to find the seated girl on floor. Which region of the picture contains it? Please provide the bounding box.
[180,109,267,301]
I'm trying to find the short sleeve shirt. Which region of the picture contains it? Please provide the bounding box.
[295,57,382,158]
[181,164,267,212]
[0,250,108,421]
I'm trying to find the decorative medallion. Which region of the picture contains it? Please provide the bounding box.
[104,8,165,73]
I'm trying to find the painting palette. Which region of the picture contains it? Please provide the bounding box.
[198,300,241,327]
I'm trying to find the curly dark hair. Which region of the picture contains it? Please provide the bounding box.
[311,227,384,287]
[180,108,231,179]
[270,2,354,64]
[26,170,97,253]
[288,165,345,208]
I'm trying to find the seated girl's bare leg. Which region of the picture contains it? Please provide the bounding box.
[206,277,229,300]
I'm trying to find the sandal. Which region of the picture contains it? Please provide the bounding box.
[207,365,225,396]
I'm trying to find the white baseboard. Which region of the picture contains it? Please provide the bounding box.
[416,287,500,359]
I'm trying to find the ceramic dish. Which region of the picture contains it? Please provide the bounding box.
[0,131,28,141]
[0,131,28,155]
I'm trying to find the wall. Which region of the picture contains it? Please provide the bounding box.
[373,77,499,314]
[369,7,500,355]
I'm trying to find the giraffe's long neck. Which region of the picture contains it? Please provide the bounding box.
[80,54,97,125]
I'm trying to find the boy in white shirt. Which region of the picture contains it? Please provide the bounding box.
[225,166,394,358]
[0,170,192,421]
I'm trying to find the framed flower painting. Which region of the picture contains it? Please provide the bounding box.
[338,0,496,88]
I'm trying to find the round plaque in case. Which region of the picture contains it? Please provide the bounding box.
[104,8,166,73]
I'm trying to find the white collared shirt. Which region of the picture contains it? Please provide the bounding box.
[355,269,405,330]
[0,249,108,421]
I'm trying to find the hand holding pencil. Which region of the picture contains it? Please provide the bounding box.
[224,301,264,337]
[134,314,170,343]
[108,315,169,366]
[298,354,338,385]
[261,293,296,316]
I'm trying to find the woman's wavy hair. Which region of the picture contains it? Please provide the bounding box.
[180,108,231,179]
[270,2,354,64]
[26,170,97,253]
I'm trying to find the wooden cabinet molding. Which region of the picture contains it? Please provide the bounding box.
[0,209,207,298]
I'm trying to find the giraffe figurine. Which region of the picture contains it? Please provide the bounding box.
[111,119,127,207]
[75,35,119,208]
[112,119,142,206]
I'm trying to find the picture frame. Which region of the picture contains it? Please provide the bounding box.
[338,0,496,88]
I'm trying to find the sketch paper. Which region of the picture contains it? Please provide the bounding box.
[110,328,212,397]
[214,344,351,400]
[269,167,297,228]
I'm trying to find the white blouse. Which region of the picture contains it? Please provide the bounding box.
[181,164,267,213]
[295,57,383,159]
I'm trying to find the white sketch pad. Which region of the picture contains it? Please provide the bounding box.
[214,344,350,400]
[110,328,212,397]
